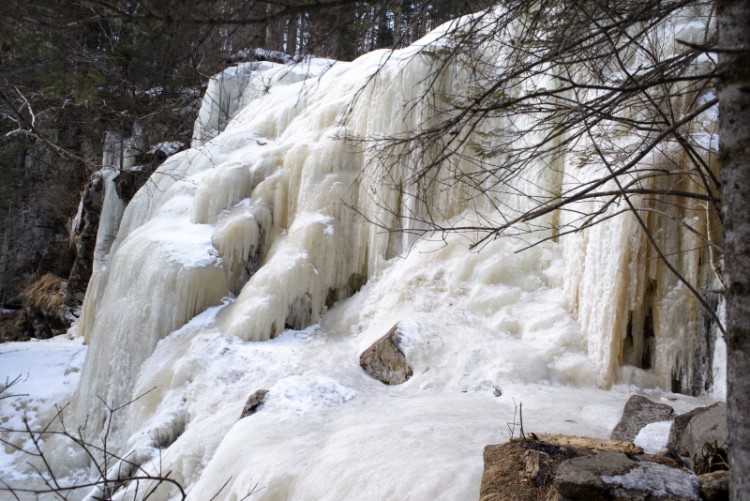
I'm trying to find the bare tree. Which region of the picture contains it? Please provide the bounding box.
[0,382,189,500]
[717,0,750,498]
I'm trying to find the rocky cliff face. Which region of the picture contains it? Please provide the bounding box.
[0,120,93,337]
[0,115,191,340]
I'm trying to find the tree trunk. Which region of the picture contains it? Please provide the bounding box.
[286,14,297,57]
[718,0,750,499]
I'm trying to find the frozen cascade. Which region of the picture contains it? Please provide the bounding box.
[75,128,143,343]
[55,6,723,501]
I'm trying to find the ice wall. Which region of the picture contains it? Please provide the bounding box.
[557,10,722,395]
[64,5,721,499]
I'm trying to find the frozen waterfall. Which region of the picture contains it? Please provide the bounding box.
[51,5,723,500]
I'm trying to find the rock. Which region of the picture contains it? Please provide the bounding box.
[553,451,633,498]
[553,451,700,500]
[524,449,552,486]
[611,395,674,441]
[240,389,268,418]
[115,145,175,203]
[667,402,727,473]
[0,309,31,342]
[359,324,413,385]
[67,173,105,301]
[482,436,701,501]
[699,470,729,501]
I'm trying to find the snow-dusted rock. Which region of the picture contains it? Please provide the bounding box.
[554,451,700,500]
[240,388,268,418]
[611,395,674,441]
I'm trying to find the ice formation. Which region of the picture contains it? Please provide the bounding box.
[30,4,724,500]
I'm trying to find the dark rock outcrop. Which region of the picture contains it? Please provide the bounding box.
[359,324,413,385]
[240,389,268,418]
[553,451,700,500]
[67,173,105,301]
[114,168,151,204]
[0,309,31,342]
[667,402,727,473]
[611,395,675,441]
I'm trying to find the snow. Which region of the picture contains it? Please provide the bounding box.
[148,141,184,156]
[0,336,85,415]
[634,420,673,454]
[0,335,86,478]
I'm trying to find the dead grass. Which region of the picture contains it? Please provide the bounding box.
[20,273,67,312]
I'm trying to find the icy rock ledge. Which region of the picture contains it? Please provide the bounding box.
[480,437,701,500]
[558,451,700,500]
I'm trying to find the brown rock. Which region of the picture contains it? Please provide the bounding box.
[524,449,552,486]
[0,309,31,342]
[359,324,413,385]
[68,173,105,301]
[240,389,268,418]
[611,395,674,441]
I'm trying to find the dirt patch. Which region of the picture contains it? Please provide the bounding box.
[480,439,579,501]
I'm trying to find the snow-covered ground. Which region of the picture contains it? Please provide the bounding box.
[0,334,86,494]
[0,240,716,500]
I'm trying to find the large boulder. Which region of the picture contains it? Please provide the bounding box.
[553,451,700,500]
[359,324,413,385]
[667,402,727,473]
[611,395,674,441]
